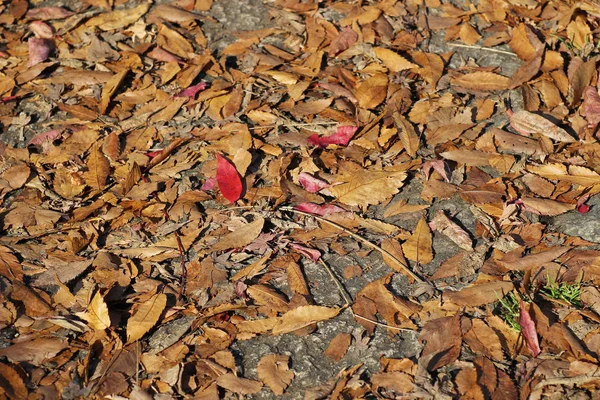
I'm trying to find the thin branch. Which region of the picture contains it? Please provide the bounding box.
[318,259,416,333]
[446,42,518,57]
[282,206,424,283]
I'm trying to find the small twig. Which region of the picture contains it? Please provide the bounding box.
[283,207,424,283]
[318,259,416,333]
[446,42,518,57]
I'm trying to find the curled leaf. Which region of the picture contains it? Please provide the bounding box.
[518,301,541,357]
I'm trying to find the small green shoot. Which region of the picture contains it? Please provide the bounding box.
[496,292,523,332]
[540,274,581,308]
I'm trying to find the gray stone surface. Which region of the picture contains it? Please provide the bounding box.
[550,195,600,243]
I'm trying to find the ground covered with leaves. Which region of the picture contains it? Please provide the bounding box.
[1,0,600,398]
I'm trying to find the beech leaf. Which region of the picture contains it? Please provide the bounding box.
[402,215,433,264]
[257,354,294,395]
[272,305,341,335]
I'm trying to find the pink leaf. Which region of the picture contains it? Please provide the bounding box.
[298,172,330,193]
[307,126,358,148]
[27,128,63,146]
[174,82,208,99]
[147,46,184,64]
[422,160,451,182]
[30,21,54,39]
[27,37,52,68]
[216,154,243,203]
[583,86,600,128]
[290,243,321,262]
[201,177,217,191]
[518,301,541,357]
[294,203,345,216]
[26,7,74,21]
[234,281,248,299]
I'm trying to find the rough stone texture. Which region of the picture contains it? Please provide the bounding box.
[550,195,600,243]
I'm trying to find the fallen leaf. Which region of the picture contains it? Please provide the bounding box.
[216,154,243,203]
[78,291,111,331]
[431,210,473,251]
[519,301,541,356]
[84,143,110,193]
[402,216,433,264]
[374,47,417,72]
[355,74,388,109]
[215,373,263,395]
[509,110,576,142]
[27,38,52,67]
[323,333,351,361]
[327,170,406,207]
[209,217,264,252]
[294,203,346,216]
[298,172,330,192]
[272,306,341,335]
[127,293,167,343]
[419,313,462,371]
[328,27,358,56]
[257,354,294,395]
[307,126,357,148]
[443,281,514,306]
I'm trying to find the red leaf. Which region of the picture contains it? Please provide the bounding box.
[290,243,321,261]
[294,202,345,216]
[298,172,330,193]
[307,126,357,148]
[174,82,208,98]
[583,86,600,127]
[577,204,591,214]
[216,154,243,203]
[518,301,541,357]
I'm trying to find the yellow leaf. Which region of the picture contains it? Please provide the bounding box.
[126,293,167,343]
[272,306,341,335]
[374,48,417,72]
[327,171,406,207]
[79,291,111,331]
[355,73,388,109]
[402,216,433,264]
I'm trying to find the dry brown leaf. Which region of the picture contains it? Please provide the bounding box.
[209,217,265,252]
[443,281,514,306]
[393,112,420,158]
[327,171,406,207]
[257,354,294,395]
[84,143,110,193]
[215,373,263,395]
[509,110,576,143]
[419,313,462,371]
[272,306,341,335]
[323,333,352,361]
[127,293,167,343]
[521,197,576,216]
[247,284,290,314]
[86,4,149,30]
[100,69,128,114]
[431,210,473,251]
[355,73,388,109]
[402,216,433,264]
[381,239,409,273]
[451,72,510,91]
[374,47,417,72]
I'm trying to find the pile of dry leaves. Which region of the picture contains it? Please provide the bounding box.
[1,0,600,398]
